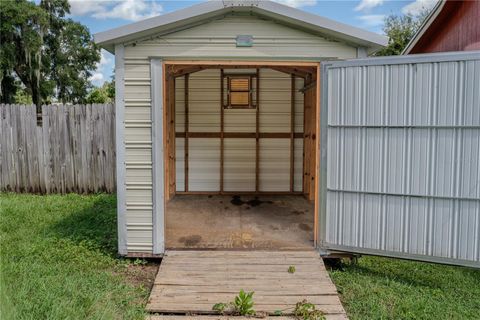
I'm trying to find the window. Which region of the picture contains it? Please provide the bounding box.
[223,75,257,109]
[229,78,250,107]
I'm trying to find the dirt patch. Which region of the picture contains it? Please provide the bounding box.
[298,223,312,231]
[122,262,158,292]
[230,195,273,207]
[178,235,202,246]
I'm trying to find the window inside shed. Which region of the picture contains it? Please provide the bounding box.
[227,77,253,108]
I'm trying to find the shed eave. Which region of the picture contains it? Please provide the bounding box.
[94,0,387,54]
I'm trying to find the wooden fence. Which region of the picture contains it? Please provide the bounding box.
[0,104,116,194]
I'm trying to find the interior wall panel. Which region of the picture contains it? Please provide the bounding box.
[175,138,185,192]
[224,139,256,191]
[175,67,306,193]
[189,69,221,132]
[188,138,221,191]
[259,138,290,192]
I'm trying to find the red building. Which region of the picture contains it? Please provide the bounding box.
[403,0,480,54]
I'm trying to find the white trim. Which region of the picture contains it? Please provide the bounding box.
[151,59,165,255]
[402,0,446,55]
[94,0,386,53]
[115,44,127,255]
[326,50,480,68]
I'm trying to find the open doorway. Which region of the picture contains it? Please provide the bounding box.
[163,62,319,250]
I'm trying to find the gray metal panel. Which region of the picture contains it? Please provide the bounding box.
[115,44,128,256]
[320,52,480,268]
[151,59,165,254]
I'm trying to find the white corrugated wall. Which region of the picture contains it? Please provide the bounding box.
[323,54,480,267]
[175,69,304,192]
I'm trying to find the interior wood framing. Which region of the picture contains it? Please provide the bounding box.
[163,62,319,201]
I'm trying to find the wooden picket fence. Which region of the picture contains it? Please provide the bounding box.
[0,104,116,194]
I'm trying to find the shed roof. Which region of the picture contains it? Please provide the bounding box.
[94,0,387,54]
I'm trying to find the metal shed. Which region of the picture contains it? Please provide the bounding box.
[95,1,480,268]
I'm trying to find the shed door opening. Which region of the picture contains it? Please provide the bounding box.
[163,63,318,250]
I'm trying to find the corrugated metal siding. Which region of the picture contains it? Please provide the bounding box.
[259,69,291,133]
[259,139,290,191]
[124,58,153,253]
[324,56,480,266]
[124,14,357,60]
[188,138,221,191]
[175,69,304,192]
[224,138,256,191]
[189,70,221,132]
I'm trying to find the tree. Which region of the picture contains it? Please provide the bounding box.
[86,80,115,104]
[0,0,100,106]
[376,10,430,56]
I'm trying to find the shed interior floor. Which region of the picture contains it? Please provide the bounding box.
[165,195,314,250]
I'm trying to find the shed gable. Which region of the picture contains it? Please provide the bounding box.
[124,13,359,59]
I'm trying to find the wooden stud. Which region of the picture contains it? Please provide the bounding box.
[255,68,260,193]
[175,132,303,139]
[220,69,224,193]
[290,74,295,193]
[314,63,321,246]
[184,74,189,192]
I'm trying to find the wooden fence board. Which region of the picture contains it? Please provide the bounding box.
[0,104,116,194]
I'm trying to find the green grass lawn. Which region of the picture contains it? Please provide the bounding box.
[328,257,480,319]
[1,193,479,319]
[0,193,156,320]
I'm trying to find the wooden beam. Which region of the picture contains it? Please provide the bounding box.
[169,75,176,197]
[314,63,321,246]
[175,132,303,139]
[269,66,312,79]
[255,68,260,193]
[184,74,189,192]
[220,69,224,193]
[290,74,295,193]
[164,60,320,67]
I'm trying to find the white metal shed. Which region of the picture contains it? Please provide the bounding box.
[95,1,480,268]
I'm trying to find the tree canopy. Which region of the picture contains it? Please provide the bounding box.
[0,0,100,106]
[376,10,430,56]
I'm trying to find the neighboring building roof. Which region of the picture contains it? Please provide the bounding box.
[94,0,387,54]
[403,0,480,54]
[402,1,445,54]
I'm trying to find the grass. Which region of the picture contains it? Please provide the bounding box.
[328,256,480,319]
[0,193,156,320]
[1,193,479,319]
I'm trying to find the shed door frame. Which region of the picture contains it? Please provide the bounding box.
[151,59,322,253]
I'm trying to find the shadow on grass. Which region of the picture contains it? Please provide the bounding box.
[47,195,118,257]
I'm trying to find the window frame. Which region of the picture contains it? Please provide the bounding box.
[223,74,257,109]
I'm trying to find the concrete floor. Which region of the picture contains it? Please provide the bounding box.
[165,195,314,250]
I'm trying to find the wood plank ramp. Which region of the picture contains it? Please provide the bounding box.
[146,250,347,319]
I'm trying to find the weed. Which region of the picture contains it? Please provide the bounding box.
[288,265,296,274]
[212,289,255,316]
[294,300,325,320]
[212,302,228,313]
[133,258,147,266]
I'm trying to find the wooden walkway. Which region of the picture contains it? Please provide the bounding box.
[146,250,347,319]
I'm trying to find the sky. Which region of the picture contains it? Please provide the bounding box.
[66,0,438,86]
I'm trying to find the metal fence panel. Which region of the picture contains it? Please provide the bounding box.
[320,51,480,268]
